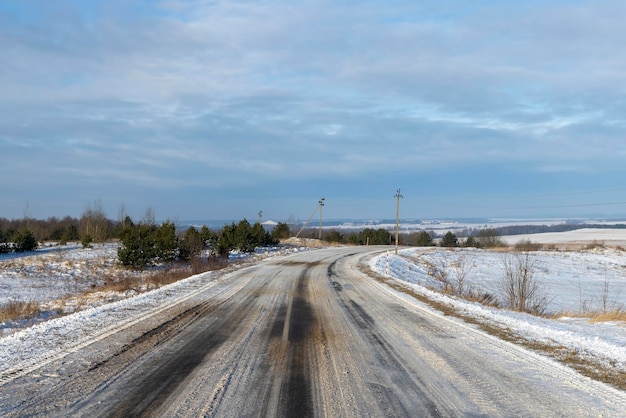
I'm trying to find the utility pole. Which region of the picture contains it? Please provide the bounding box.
[394,189,403,254]
[318,198,325,241]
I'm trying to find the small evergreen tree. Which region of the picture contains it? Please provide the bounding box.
[13,227,38,252]
[179,226,204,261]
[235,219,255,252]
[155,220,178,261]
[346,232,359,245]
[217,223,236,257]
[271,222,291,241]
[117,220,157,269]
[251,222,267,247]
[463,236,479,248]
[199,225,213,246]
[440,231,458,248]
[0,228,10,253]
[324,229,344,243]
[415,231,434,247]
[359,228,391,245]
[81,234,93,248]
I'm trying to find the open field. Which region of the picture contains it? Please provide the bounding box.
[501,227,626,248]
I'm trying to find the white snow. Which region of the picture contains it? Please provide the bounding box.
[1,243,126,304]
[1,228,626,384]
[370,242,626,372]
[502,227,626,247]
[0,243,310,379]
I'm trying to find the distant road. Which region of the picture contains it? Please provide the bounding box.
[2,247,625,416]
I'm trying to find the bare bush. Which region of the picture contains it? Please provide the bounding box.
[432,259,453,293]
[585,241,605,250]
[514,239,542,252]
[500,251,549,315]
[477,228,504,248]
[450,254,473,296]
[596,264,621,315]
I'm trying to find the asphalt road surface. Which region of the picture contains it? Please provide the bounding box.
[2,247,625,417]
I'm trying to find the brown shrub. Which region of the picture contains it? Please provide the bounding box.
[589,308,626,323]
[514,239,542,252]
[0,300,41,322]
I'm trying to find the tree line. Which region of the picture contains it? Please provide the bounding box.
[298,227,505,248]
[2,205,510,266]
[117,218,283,269]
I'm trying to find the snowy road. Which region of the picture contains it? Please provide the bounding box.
[1,247,625,416]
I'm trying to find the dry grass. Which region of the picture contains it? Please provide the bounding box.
[589,309,626,323]
[552,308,626,324]
[463,289,500,307]
[0,300,41,323]
[1,256,231,328]
[584,241,606,250]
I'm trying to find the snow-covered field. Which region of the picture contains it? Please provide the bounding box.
[369,236,626,374]
[383,247,626,314]
[1,243,127,303]
[502,227,626,247]
[0,242,298,334]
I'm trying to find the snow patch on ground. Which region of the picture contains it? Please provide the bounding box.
[370,247,626,371]
[0,244,310,377]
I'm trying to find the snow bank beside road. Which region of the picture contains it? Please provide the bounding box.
[370,248,626,371]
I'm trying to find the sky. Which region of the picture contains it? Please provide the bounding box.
[2,0,626,223]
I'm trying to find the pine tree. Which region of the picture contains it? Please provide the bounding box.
[415,231,434,247]
[440,231,458,248]
[155,220,178,261]
[13,227,38,252]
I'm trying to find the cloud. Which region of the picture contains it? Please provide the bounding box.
[1,0,626,219]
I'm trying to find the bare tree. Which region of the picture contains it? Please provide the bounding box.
[599,263,612,314]
[477,228,504,248]
[431,258,452,293]
[80,199,109,243]
[451,254,473,296]
[142,206,156,226]
[500,251,548,314]
[23,201,31,229]
[117,204,128,225]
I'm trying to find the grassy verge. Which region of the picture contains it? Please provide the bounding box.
[361,263,626,392]
[0,300,41,323]
[552,309,626,324]
[1,256,229,329]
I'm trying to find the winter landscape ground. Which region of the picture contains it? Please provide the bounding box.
[368,236,626,388]
[1,225,626,408]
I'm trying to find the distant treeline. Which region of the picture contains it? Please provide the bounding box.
[4,208,625,261]
[458,223,626,238]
